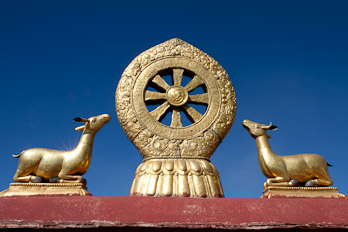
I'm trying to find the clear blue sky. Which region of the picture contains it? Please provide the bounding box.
[1,0,348,198]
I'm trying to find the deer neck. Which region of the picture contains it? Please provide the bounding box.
[72,129,96,162]
[255,134,277,177]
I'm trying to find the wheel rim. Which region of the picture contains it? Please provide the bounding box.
[144,67,209,128]
[132,57,221,139]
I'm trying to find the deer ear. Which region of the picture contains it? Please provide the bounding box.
[73,117,89,123]
[262,122,278,130]
[75,125,85,131]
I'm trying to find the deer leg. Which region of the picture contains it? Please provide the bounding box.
[311,171,333,186]
[13,172,31,182]
[265,176,291,187]
[58,172,85,183]
[13,175,42,183]
[49,177,60,183]
[13,166,42,183]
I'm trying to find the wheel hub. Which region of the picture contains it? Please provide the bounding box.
[166,85,188,107]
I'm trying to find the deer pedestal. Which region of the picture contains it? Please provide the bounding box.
[0,183,91,197]
[261,186,346,198]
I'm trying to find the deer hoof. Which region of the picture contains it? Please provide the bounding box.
[290,179,300,187]
[31,176,42,183]
[305,180,315,187]
[263,182,268,188]
[49,177,60,183]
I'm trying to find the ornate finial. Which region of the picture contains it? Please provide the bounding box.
[116,38,236,198]
[170,38,185,46]
[242,119,346,198]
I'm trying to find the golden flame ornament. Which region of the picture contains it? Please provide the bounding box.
[116,38,236,198]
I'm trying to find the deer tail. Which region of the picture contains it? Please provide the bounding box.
[12,152,23,158]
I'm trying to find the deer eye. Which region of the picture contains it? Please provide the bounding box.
[255,125,260,128]
[92,118,97,123]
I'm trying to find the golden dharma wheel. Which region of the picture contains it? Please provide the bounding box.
[116,38,236,198]
[133,57,221,140]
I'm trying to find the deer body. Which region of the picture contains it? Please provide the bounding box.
[13,114,110,183]
[243,119,333,187]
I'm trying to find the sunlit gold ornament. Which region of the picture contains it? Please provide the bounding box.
[116,38,236,198]
[0,114,110,197]
[243,119,346,198]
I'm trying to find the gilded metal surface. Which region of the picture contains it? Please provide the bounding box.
[130,158,223,198]
[0,183,91,197]
[12,114,110,183]
[116,38,236,197]
[262,186,346,198]
[243,119,333,188]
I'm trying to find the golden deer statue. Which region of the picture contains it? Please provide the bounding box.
[12,114,110,183]
[243,119,333,187]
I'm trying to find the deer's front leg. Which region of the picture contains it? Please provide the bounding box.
[58,172,85,183]
[265,176,292,187]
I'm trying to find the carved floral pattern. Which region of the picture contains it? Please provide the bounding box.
[116,38,236,198]
[116,38,236,158]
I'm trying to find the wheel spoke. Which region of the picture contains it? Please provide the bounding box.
[184,75,204,92]
[145,91,166,101]
[150,101,170,121]
[183,104,203,123]
[173,68,184,86]
[171,108,183,127]
[152,74,170,91]
[147,70,208,127]
[188,93,209,104]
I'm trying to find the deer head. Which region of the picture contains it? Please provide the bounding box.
[243,119,278,138]
[74,114,111,132]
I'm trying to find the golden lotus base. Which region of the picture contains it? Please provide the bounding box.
[261,186,346,198]
[0,183,91,197]
[131,159,224,198]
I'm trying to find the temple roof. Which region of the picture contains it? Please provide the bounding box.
[1,196,347,230]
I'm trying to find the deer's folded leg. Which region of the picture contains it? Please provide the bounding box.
[58,173,84,183]
[266,176,291,187]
